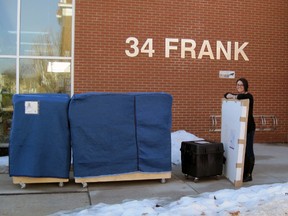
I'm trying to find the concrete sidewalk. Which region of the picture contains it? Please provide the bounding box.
[0,143,288,216]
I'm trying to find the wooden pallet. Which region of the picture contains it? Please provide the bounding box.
[12,176,69,189]
[75,171,171,187]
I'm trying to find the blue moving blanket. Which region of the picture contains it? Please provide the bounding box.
[134,93,172,172]
[69,93,138,177]
[9,94,71,178]
[69,92,172,178]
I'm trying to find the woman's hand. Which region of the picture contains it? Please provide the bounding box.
[226,93,237,99]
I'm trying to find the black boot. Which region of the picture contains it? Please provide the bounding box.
[243,174,252,182]
[243,157,255,182]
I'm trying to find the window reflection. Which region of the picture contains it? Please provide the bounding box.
[0,0,73,147]
[0,0,17,55]
[20,59,71,94]
[0,59,16,144]
[20,0,72,57]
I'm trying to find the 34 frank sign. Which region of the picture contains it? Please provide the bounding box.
[125,37,249,61]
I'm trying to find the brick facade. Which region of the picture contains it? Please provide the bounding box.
[74,0,288,143]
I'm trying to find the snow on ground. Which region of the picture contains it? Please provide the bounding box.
[1,130,288,215]
[51,182,288,216]
[171,130,203,165]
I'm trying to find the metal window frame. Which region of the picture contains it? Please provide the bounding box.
[1,0,75,95]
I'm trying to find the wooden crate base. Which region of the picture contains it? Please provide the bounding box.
[75,172,171,187]
[12,176,69,188]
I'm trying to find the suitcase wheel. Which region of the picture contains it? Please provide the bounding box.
[193,177,199,183]
[215,175,221,180]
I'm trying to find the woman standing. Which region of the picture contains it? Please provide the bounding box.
[224,78,256,182]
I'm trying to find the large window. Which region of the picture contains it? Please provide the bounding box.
[0,0,74,145]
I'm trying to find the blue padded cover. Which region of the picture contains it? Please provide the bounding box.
[9,94,71,178]
[134,93,172,172]
[69,93,138,177]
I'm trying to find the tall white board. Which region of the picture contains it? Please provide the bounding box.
[221,99,249,187]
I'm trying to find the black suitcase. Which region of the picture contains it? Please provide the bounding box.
[180,140,224,181]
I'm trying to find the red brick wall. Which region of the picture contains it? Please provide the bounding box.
[74,0,288,143]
